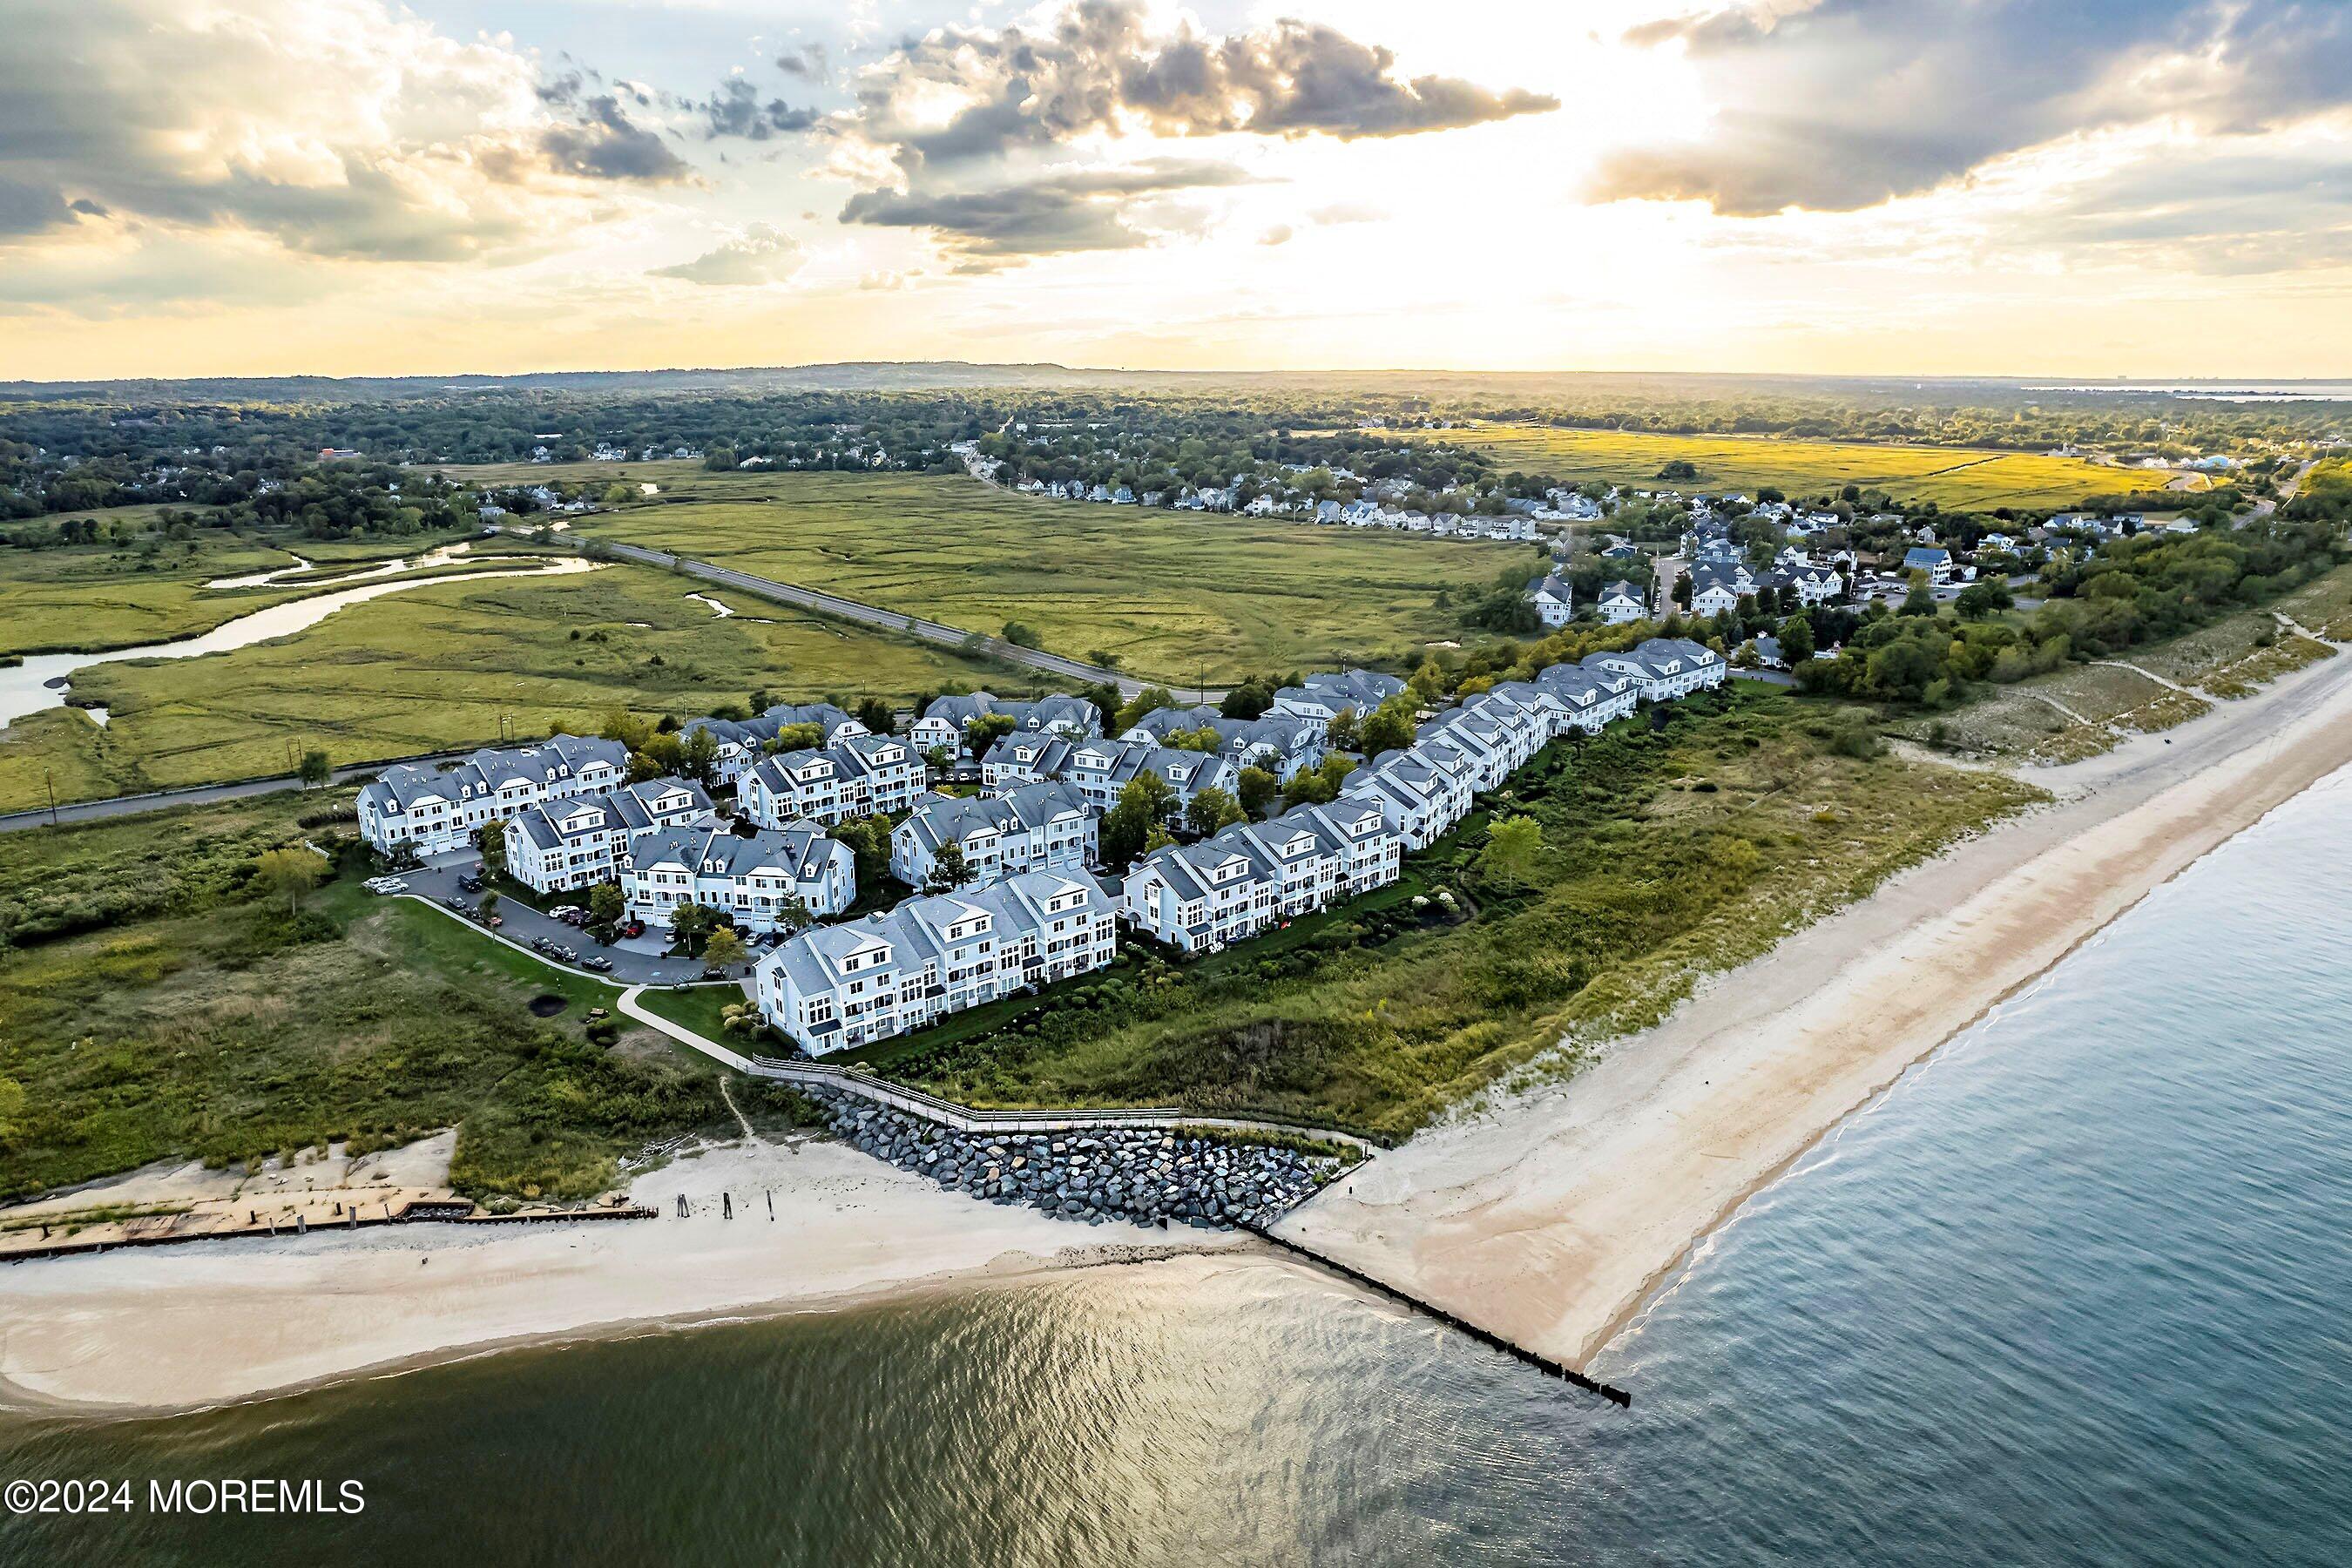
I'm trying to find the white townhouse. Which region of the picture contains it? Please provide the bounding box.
[1270,670,1408,736]
[981,733,1076,793]
[740,733,923,827]
[889,781,1098,892]
[1525,571,1576,628]
[1120,799,1401,956]
[1536,663,1639,733]
[504,776,713,895]
[1117,707,1322,781]
[1341,747,1474,850]
[1064,740,1243,814]
[358,734,629,856]
[909,693,1103,759]
[1597,580,1649,625]
[1590,638,1728,702]
[620,822,855,931]
[1769,560,1845,606]
[757,870,1120,1054]
[1903,545,1956,584]
[680,703,865,789]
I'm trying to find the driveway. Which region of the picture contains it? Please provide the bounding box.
[384,854,747,988]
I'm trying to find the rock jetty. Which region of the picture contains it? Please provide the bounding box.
[802,1091,1348,1229]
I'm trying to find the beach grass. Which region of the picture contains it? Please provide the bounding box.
[1438,424,2178,510]
[860,691,2042,1141]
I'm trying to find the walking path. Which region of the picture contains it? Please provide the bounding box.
[616,985,1376,1151]
[2092,659,2191,693]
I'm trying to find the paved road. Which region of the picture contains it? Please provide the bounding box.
[391,852,755,988]
[575,537,1224,705]
[0,749,474,835]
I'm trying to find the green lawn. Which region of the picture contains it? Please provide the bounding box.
[531,466,1531,685]
[863,693,2042,1140]
[0,561,1021,812]
[1443,424,2181,510]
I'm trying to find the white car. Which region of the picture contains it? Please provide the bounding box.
[365,877,409,895]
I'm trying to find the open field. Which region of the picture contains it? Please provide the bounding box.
[0,821,749,1200]
[530,467,1529,684]
[0,562,1018,812]
[863,693,2039,1141]
[1443,424,2185,510]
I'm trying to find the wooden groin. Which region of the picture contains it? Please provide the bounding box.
[1236,1219,1633,1409]
[2,1200,656,1264]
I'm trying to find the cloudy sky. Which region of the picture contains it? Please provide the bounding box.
[2,0,2347,381]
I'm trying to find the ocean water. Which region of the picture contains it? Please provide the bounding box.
[7,770,2352,1566]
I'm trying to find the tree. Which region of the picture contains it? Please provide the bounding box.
[774,894,814,936]
[1360,694,1416,756]
[1777,612,1817,664]
[1408,658,1449,704]
[1326,706,1362,752]
[1671,571,1693,611]
[1236,765,1280,821]
[1114,685,1175,733]
[963,713,1017,756]
[253,847,326,916]
[1186,785,1247,839]
[669,900,713,956]
[1219,679,1275,720]
[1955,579,2015,619]
[588,880,625,931]
[1283,754,1356,809]
[925,841,977,892]
[1000,619,1042,649]
[1478,816,1543,886]
[764,721,824,754]
[679,725,721,782]
[1165,725,1223,752]
[833,814,894,889]
[703,924,748,970]
[1099,772,1178,868]
[855,696,896,735]
[298,748,332,787]
[478,889,500,926]
[480,819,511,882]
[600,706,652,753]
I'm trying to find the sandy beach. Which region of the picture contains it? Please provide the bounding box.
[1281,639,2352,1369]
[0,1135,1238,1414]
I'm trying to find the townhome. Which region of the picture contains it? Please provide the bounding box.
[1903,545,1955,583]
[620,822,855,931]
[1064,739,1241,813]
[504,776,713,895]
[680,703,866,789]
[742,733,923,827]
[756,870,1120,1054]
[1524,571,1576,627]
[889,781,1098,892]
[980,732,1076,793]
[909,692,1102,758]
[1342,747,1473,849]
[1538,662,1639,732]
[1118,707,1322,781]
[358,734,629,856]
[1120,800,1402,956]
[1770,560,1845,605]
[1479,680,1578,743]
[1270,670,1408,734]
[1590,638,1727,701]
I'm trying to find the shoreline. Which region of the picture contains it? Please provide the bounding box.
[0,1138,1241,1417]
[1280,639,2352,1369]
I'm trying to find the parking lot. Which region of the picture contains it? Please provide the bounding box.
[372,854,751,989]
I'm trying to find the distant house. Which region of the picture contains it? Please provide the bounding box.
[358,735,628,857]
[889,781,1097,892]
[1597,579,1648,625]
[740,733,923,828]
[1524,571,1575,628]
[1903,545,1955,583]
[1270,670,1408,736]
[504,776,713,895]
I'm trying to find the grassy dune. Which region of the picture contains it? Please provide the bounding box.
[1443,424,2180,510]
[537,468,1529,684]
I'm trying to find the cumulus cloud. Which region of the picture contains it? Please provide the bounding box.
[699,78,823,141]
[651,222,806,286]
[1259,224,1294,246]
[831,0,1551,261]
[1595,0,2352,215]
[0,0,697,295]
[776,44,830,82]
[841,159,1254,259]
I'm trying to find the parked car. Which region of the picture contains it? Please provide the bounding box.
[553,945,578,963]
[551,905,585,922]
[532,936,555,953]
[620,920,645,939]
[580,956,613,973]
[365,878,409,895]
[458,874,483,892]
